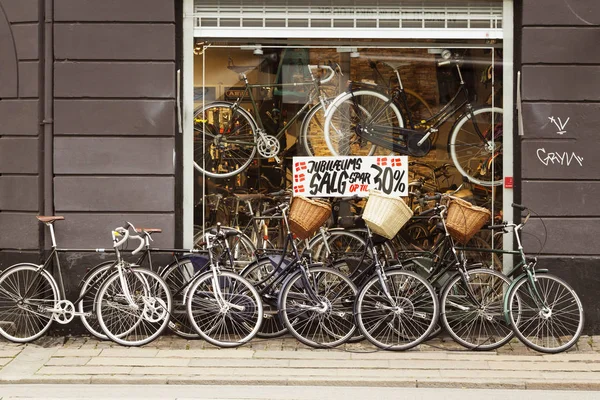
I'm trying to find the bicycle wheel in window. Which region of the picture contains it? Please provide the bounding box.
[186,270,262,348]
[506,273,584,354]
[440,268,514,350]
[240,258,287,338]
[354,269,438,351]
[96,267,172,347]
[194,101,258,179]
[78,261,115,340]
[448,107,503,186]
[324,90,403,156]
[160,259,200,339]
[0,264,59,343]
[279,266,357,348]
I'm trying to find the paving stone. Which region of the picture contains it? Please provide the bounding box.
[188,358,289,368]
[98,348,160,358]
[37,366,133,375]
[290,359,389,369]
[417,378,527,390]
[91,375,169,384]
[388,360,489,370]
[156,349,255,359]
[439,369,545,379]
[0,350,21,358]
[87,357,189,367]
[526,380,600,391]
[11,375,93,384]
[253,350,351,360]
[53,349,101,358]
[487,361,592,371]
[350,351,448,360]
[45,357,91,366]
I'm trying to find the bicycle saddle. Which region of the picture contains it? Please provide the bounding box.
[135,228,162,234]
[36,216,64,223]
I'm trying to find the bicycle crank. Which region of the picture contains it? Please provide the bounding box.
[142,297,168,323]
[51,300,76,325]
[256,131,281,162]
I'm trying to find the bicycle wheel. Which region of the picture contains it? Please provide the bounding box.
[324,90,403,156]
[78,261,115,340]
[186,270,263,348]
[194,101,258,179]
[279,266,357,348]
[448,107,503,186]
[160,259,200,339]
[355,269,438,351]
[441,268,514,350]
[308,230,367,266]
[0,264,58,343]
[96,267,172,347]
[507,273,584,353]
[241,258,287,338]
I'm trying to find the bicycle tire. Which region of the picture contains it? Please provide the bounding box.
[78,261,115,340]
[186,270,263,348]
[507,273,584,354]
[279,266,357,348]
[324,90,403,156]
[96,266,172,347]
[448,106,503,186]
[354,269,438,351]
[240,258,288,338]
[441,268,514,350]
[194,101,258,179]
[0,264,59,343]
[160,259,201,339]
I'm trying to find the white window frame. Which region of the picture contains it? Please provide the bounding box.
[182,0,514,256]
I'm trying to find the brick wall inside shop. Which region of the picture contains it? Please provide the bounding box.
[308,47,440,165]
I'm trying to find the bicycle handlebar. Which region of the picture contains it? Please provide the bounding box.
[512,203,528,211]
[308,64,335,84]
[112,227,130,248]
[130,234,145,255]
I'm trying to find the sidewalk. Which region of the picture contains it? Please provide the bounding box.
[0,335,599,390]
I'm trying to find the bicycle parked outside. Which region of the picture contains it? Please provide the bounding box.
[0,216,172,347]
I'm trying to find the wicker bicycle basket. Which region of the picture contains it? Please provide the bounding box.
[362,191,414,239]
[445,197,491,244]
[288,197,332,240]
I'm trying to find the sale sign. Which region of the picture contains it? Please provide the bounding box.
[292,156,409,198]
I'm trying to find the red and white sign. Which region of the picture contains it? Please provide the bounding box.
[292,156,409,198]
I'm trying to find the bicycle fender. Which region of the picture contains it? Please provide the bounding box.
[323,91,354,118]
[445,106,503,154]
[502,269,549,324]
[78,260,116,289]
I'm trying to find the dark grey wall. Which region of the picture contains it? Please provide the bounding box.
[520,0,600,332]
[0,0,41,266]
[52,0,176,249]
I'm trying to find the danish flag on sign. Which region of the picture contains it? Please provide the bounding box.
[376,157,388,166]
[294,174,305,183]
[295,162,307,172]
[392,158,402,167]
[294,185,305,193]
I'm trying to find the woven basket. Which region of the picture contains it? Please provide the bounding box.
[362,191,414,239]
[289,197,332,240]
[445,197,491,244]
